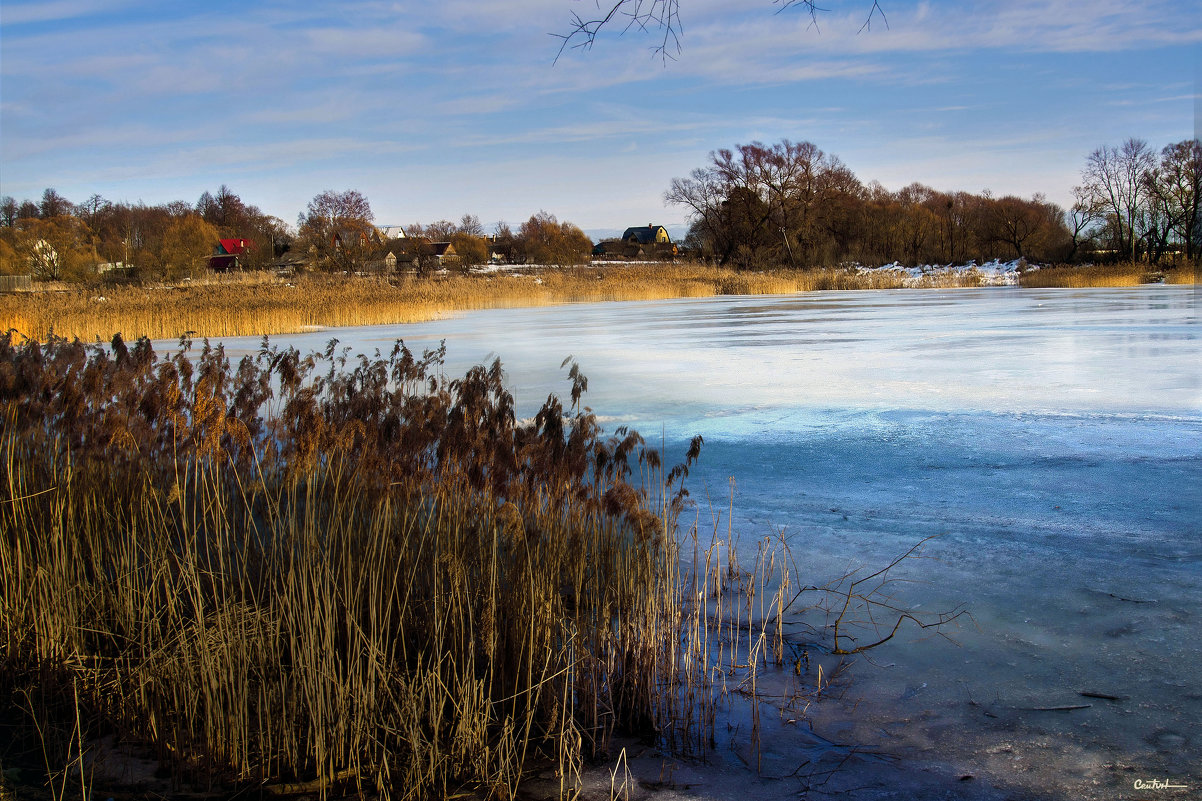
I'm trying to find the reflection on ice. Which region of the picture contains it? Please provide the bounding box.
[196,285,1201,800]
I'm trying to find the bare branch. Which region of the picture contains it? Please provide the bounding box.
[858,1,888,33]
[553,0,682,64]
[555,1,885,62]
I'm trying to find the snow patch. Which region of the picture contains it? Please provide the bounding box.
[857,259,1028,286]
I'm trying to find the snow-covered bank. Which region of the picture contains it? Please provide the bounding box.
[857,258,1027,286]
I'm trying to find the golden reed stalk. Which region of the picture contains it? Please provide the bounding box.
[2,264,985,343]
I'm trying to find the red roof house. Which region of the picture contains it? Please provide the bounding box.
[209,238,254,271]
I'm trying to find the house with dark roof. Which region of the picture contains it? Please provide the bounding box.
[333,227,383,251]
[622,225,672,246]
[362,239,459,274]
[594,225,676,259]
[209,238,253,271]
[430,242,458,265]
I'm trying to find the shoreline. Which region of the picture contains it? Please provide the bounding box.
[3,260,1194,344]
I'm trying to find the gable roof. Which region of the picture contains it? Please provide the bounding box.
[218,238,253,255]
[622,225,670,245]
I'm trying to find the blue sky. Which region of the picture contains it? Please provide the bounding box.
[1,0,1198,235]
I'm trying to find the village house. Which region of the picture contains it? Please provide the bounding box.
[596,225,676,259]
[333,227,382,251]
[209,238,253,271]
[362,239,459,274]
[430,242,459,266]
[363,238,412,273]
[375,225,407,240]
[622,224,672,246]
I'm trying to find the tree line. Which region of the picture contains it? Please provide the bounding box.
[670,137,1200,269]
[0,186,292,282]
[3,135,1196,281]
[0,186,595,282]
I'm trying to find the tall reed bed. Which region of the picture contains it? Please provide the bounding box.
[0,330,701,797]
[1019,262,1199,288]
[0,264,994,344]
[1,328,963,798]
[0,330,845,799]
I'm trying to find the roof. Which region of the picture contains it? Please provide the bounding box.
[218,238,253,255]
[622,225,669,245]
[376,225,407,239]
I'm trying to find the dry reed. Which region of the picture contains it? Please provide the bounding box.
[1019,262,1199,288]
[1,264,993,344]
[0,331,961,799]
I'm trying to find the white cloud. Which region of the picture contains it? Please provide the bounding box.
[0,0,142,25]
[2,0,1196,229]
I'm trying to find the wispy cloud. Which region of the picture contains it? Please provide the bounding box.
[0,0,142,25]
[1,0,1196,227]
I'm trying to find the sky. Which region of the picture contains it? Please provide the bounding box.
[1,0,1199,237]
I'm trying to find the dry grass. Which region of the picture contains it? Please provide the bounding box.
[1,264,993,344]
[1164,264,1201,284]
[0,332,701,798]
[0,332,961,800]
[1020,262,1200,288]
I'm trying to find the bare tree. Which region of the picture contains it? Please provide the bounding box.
[1065,185,1102,262]
[517,211,593,265]
[984,194,1064,261]
[556,0,885,60]
[1145,139,1201,262]
[1081,138,1155,262]
[298,189,375,271]
[39,188,73,220]
[458,214,485,237]
[665,139,851,267]
[423,220,458,241]
[1,197,19,228]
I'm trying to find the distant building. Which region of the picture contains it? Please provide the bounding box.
[622,225,672,246]
[594,225,676,260]
[209,238,253,271]
[362,239,458,273]
[333,227,382,251]
[430,242,459,266]
[376,225,408,240]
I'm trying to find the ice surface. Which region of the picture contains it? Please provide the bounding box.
[197,285,1202,799]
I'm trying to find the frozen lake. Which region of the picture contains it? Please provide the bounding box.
[201,285,1201,800]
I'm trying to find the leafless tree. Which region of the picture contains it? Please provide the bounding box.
[39,188,73,220]
[517,211,593,265]
[298,189,375,271]
[1145,139,1201,261]
[666,139,852,267]
[458,214,485,237]
[1081,138,1156,262]
[555,0,886,61]
[0,197,17,228]
[983,194,1065,261]
[1065,185,1102,262]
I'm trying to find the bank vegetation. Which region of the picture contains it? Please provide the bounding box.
[0,332,959,799]
[0,264,987,343]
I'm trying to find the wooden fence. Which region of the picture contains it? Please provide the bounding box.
[0,275,33,293]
